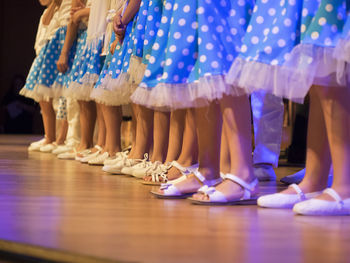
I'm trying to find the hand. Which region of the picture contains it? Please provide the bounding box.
[113,14,126,36]
[57,53,69,73]
[72,9,84,25]
[70,0,85,16]
[110,40,119,55]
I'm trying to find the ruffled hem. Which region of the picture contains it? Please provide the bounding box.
[333,38,350,84]
[131,74,245,111]
[19,87,48,102]
[64,81,95,101]
[227,44,344,103]
[226,57,311,103]
[128,56,147,85]
[90,73,133,106]
[36,84,63,100]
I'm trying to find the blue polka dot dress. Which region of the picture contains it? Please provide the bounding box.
[64,30,105,101]
[20,43,50,102]
[131,0,254,111]
[286,0,348,90]
[93,6,145,106]
[21,27,75,101]
[228,0,348,102]
[227,0,310,102]
[129,0,162,85]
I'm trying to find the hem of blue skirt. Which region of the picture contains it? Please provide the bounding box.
[131,74,245,111]
[90,73,133,106]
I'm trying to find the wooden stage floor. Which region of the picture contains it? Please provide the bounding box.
[0,135,349,263]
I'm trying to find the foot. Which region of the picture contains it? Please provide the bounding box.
[258,183,323,209]
[293,188,350,216]
[151,170,222,198]
[191,174,258,204]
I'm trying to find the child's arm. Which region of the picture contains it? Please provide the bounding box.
[113,0,141,42]
[42,1,59,26]
[57,0,90,73]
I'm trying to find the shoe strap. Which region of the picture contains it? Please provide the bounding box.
[192,170,222,187]
[224,173,258,199]
[289,184,306,201]
[323,188,344,206]
[94,145,103,151]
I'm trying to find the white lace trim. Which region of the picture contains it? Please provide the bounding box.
[64,81,95,101]
[227,44,344,103]
[90,73,134,105]
[131,74,244,111]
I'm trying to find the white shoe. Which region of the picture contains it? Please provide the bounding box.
[57,150,77,160]
[75,146,101,162]
[88,152,110,165]
[121,154,149,175]
[39,143,57,153]
[103,156,144,174]
[257,184,323,209]
[28,138,46,151]
[52,144,72,155]
[103,151,128,166]
[293,188,350,216]
[80,149,102,163]
[130,157,153,178]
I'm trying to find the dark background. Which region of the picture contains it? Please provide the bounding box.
[0,0,44,133]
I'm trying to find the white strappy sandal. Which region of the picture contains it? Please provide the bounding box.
[189,173,259,205]
[143,161,199,186]
[257,184,322,209]
[293,188,350,216]
[150,170,222,199]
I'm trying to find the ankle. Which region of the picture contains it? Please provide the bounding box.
[198,167,221,180]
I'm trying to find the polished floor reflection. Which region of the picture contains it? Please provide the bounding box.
[0,135,349,263]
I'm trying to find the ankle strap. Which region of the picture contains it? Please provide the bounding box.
[324,188,344,204]
[192,170,222,187]
[289,184,306,201]
[225,173,258,192]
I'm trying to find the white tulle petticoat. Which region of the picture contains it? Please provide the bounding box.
[227,44,344,103]
[64,81,95,101]
[131,74,245,111]
[90,73,134,106]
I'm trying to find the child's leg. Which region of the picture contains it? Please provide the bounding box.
[39,99,56,143]
[157,102,221,194]
[77,100,96,150]
[164,109,186,163]
[101,104,122,156]
[95,103,106,149]
[56,120,68,145]
[220,127,230,175]
[316,85,350,199]
[193,94,256,202]
[128,105,153,159]
[280,87,331,195]
[150,111,170,163]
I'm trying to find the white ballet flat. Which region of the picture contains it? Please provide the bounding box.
[189,173,259,205]
[293,188,350,216]
[257,184,322,209]
[150,169,222,199]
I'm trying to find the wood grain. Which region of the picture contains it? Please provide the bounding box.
[0,135,349,263]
